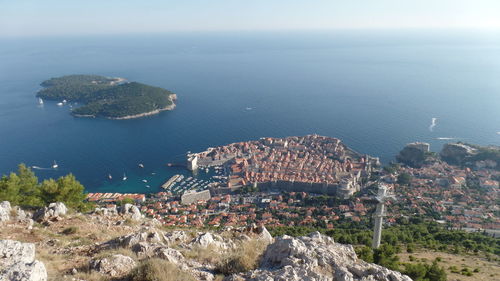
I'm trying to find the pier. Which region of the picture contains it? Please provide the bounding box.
[161,174,183,190]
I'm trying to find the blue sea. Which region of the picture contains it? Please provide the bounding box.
[1,30,499,193]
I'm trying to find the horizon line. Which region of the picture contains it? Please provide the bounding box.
[1,27,500,39]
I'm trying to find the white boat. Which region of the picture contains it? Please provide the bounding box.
[57,102,64,106]
[123,173,127,181]
[62,99,67,103]
[146,185,150,188]
[108,174,112,180]
[52,161,58,169]
[142,179,148,183]
[38,98,44,105]
[138,163,144,168]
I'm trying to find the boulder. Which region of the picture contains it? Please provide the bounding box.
[33,202,67,222]
[163,230,190,246]
[105,230,163,249]
[90,254,136,278]
[0,201,11,222]
[190,232,229,249]
[154,247,185,264]
[94,205,117,216]
[246,224,274,245]
[0,240,47,281]
[118,203,143,221]
[13,206,30,221]
[228,232,412,281]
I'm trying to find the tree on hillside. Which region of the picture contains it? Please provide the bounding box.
[0,164,43,207]
[0,164,91,211]
[39,174,87,209]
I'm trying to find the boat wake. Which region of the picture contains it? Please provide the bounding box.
[429,118,437,132]
[31,166,53,170]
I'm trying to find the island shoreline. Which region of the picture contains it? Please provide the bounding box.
[72,94,177,120]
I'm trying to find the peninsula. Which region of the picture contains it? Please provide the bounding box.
[37,74,177,119]
[189,135,381,198]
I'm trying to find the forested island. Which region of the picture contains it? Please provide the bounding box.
[37,75,177,119]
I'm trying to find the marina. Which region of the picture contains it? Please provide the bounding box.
[159,166,226,195]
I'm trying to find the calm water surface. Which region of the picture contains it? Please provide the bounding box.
[0,30,499,193]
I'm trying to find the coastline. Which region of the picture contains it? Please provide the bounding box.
[73,94,178,120]
[109,103,176,120]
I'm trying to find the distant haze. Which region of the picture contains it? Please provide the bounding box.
[1,0,500,37]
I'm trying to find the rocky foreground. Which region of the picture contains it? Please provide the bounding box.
[0,201,411,281]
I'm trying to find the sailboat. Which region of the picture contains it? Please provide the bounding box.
[38,98,44,105]
[123,173,127,181]
[52,161,58,169]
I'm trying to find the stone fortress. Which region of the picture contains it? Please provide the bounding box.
[192,135,380,198]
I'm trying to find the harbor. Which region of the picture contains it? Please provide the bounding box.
[159,165,226,195]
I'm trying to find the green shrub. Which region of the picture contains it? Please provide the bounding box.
[62,226,78,235]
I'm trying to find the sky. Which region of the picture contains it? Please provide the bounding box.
[1,0,500,37]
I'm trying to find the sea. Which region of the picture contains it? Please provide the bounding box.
[0,30,499,194]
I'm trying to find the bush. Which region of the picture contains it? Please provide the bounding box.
[129,259,195,281]
[355,246,374,263]
[406,243,415,253]
[62,226,78,235]
[404,261,446,281]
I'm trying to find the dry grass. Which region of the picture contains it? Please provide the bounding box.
[215,239,266,275]
[399,250,500,281]
[94,246,138,261]
[36,247,76,281]
[183,244,225,265]
[129,258,196,281]
[72,271,107,281]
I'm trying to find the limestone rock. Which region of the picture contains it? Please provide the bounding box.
[163,230,190,246]
[13,206,29,221]
[0,201,11,222]
[118,203,143,221]
[33,202,67,222]
[191,232,228,249]
[106,230,163,249]
[90,254,136,278]
[154,247,185,264]
[94,205,117,216]
[228,232,412,281]
[246,224,274,245]
[1,260,48,281]
[0,240,47,281]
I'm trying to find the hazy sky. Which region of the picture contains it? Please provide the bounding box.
[1,0,500,37]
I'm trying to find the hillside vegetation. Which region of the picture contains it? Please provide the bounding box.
[0,164,91,211]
